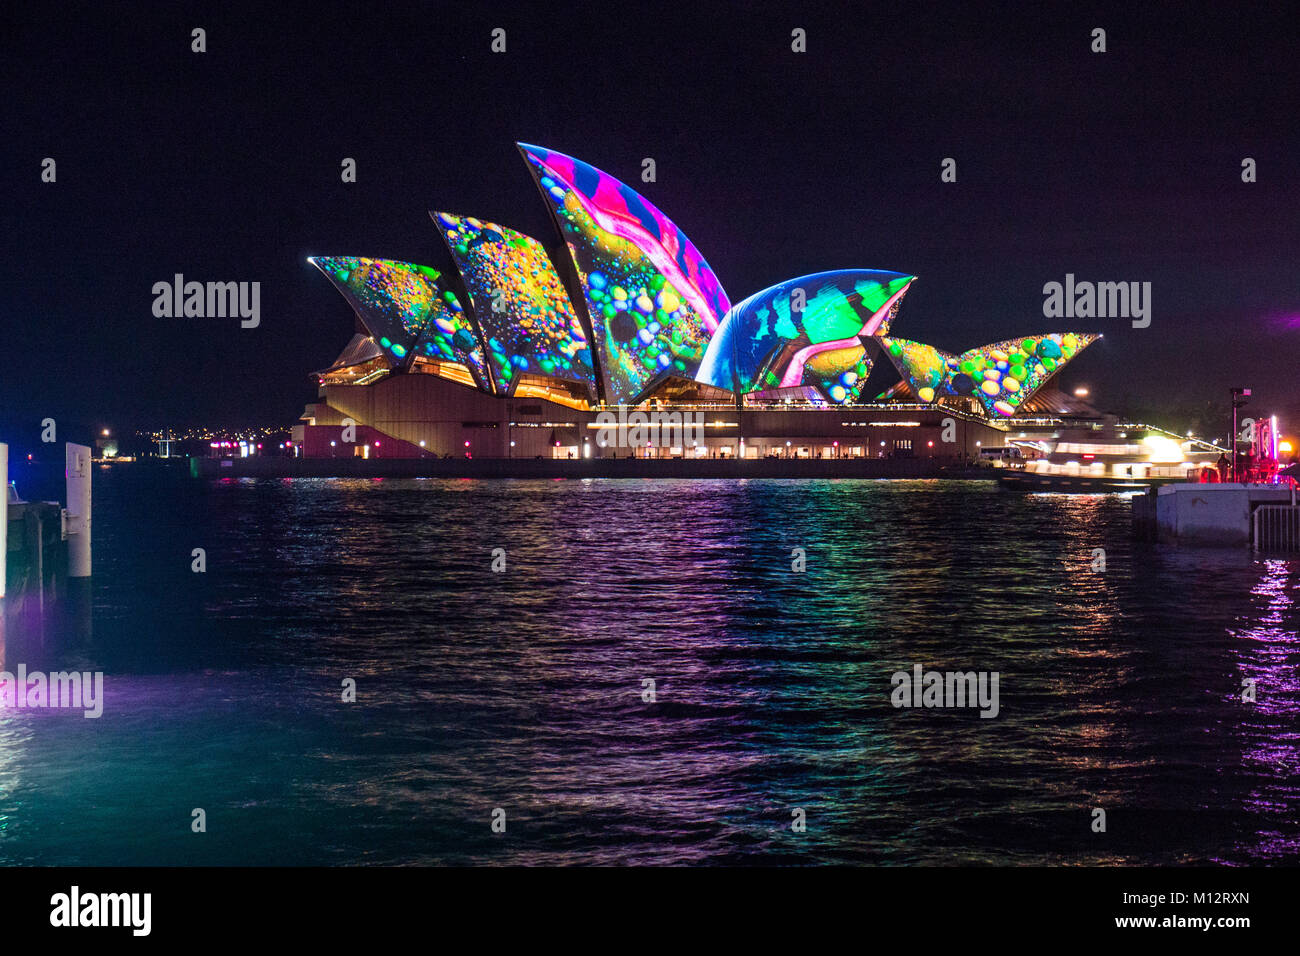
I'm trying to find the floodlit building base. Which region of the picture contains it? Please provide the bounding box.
[292,371,1005,461]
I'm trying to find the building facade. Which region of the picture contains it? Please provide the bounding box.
[293,144,1096,460]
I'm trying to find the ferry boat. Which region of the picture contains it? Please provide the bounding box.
[997,426,1221,492]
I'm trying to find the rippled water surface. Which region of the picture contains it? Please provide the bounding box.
[2,470,1298,865]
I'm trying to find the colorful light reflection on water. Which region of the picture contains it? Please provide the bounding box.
[1,472,1297,865]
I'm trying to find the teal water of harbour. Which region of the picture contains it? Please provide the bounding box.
[2,470,1298,865]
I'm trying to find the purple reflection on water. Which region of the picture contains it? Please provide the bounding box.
[1220,558,1300,861]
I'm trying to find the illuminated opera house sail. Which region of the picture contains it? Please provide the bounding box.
[297,144,1099,460]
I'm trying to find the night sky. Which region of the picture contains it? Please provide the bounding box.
[4,1,1298,447]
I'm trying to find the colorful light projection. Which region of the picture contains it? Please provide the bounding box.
[518,143,730,403]
[882,333,1097,416]
[309,257,427,366]
[310,256,490,390]
[696,270,915,400]
[878,338,957,404]
[434,212,596,394]
[800,344,874,404]
[951,334,1097,416]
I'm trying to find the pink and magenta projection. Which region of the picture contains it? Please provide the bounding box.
[519,143,730,403]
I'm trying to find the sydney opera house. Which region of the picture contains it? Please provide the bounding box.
[293,144,1099,460]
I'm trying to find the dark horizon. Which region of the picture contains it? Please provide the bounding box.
[4,1,1298,446]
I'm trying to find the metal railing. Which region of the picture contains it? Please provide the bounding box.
[1253,505,1300,552]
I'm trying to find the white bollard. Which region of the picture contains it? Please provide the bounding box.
[0,442,7,598]
[66,443,92,578]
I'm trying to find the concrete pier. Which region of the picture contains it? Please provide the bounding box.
[65,443,92,578]
[1,444,92,666]
[1134,483,1298,547]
